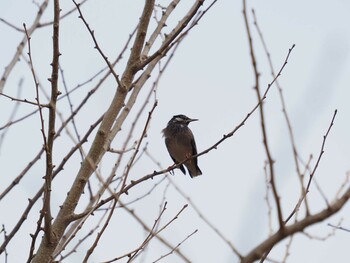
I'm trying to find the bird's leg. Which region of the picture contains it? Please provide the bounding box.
[168,163,176,175]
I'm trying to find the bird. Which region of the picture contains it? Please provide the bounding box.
[162,114,202,178]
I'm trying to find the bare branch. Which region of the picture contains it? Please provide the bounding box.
[39,0,89,28]
[138,0,205,70]
[0,79,24,151]
[0,116,102,254]
[242,185,350,263]
[251,10,311,217]
[152,229,198,263]
[0,17,24,32]
[259,110,338,263]
[328,223,350,233]
[0,0,49,93]
[32,0,156,261]
[0,225,8,262]
[142,0,180,57]
[285,110,338,223]
[0,92,45,107]
[72,0,122,87]
[243,0,284,229]
[120,203,192,262]
[83,199,118,262]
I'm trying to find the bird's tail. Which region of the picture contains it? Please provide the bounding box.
[188,165,202,178]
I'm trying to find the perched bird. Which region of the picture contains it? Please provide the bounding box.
[162,114,202,178]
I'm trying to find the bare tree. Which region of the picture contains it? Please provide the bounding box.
[0,0,349,262]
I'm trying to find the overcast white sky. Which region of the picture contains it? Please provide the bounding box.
[1,0,350,262]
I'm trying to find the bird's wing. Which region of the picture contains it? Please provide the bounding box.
[165,137,186,174]
[189,131,199,166]
[190,133,198,156]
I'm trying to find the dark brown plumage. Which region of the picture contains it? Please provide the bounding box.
[162,114,202,178]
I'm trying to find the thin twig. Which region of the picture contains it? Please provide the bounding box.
[126,202,169,262]
[152,229,198,263]
[1,225,8,262]
[121,203,192,262]
[284,110,338,223]
[59,63,84,159]
[305,111,337,190]
[0,78,23,152]
[129,204,189,262]
[82,198,118,262]
[328,223,350,233]
[23,24,48,153]
[38,0,89,28]
[0,92,45,107]
[72,0,122,87]
[0,0,49,93]
[26,214,45,263]
[0,17,24,32]
[263,161,274,236]
[335,171,350,199]
[168,174,242,257]
[312,178,330,207]
[243,0,284,229]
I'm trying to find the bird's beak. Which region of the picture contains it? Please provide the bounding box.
[189,118,198,123]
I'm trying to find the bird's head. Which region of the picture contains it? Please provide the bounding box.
[168,114,198,126]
